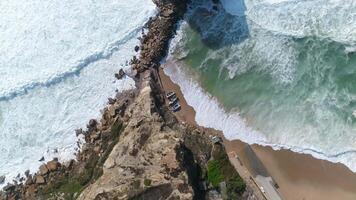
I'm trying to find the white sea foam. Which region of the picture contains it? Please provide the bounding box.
[0,0,156,100]
[0,0,156,185]
[165,14,356,172]
[163,58,356,172]
[222,0,356,46]
[163,62,267,144]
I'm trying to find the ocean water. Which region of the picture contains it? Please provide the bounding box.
[165,0,356,171]
[0,0,156,184]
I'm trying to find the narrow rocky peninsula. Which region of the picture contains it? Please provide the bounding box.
[1,0,260,199]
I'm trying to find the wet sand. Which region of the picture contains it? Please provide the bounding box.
[159,66,356,200]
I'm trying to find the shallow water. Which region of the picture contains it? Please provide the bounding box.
[166,0,356,171]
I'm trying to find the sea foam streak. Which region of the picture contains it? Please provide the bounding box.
[0,0,155,99]
[242,0,356,46]
[0,0,156,184]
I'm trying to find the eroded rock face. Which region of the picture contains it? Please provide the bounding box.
[78,71,193,200]
[1,71,252,200]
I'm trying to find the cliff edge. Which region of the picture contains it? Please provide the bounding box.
[1,0,261,199]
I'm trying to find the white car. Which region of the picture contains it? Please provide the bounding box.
[170,102,181,112]
[166,92,176,100]
[168,96,178,106]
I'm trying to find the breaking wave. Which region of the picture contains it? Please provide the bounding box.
[0,28,141,101]
[0,0,156,185]
[164,0,356,172]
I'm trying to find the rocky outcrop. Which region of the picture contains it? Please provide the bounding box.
[132,0,188,72]
[0,0,260,199]
[78,70,192,200]
[77,70,248,200]
[1,70,250,200]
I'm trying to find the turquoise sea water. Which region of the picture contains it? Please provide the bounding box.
[166,0,356,171]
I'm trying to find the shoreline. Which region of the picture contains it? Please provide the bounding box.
[1,0,190,198]
[159,64,356,200]
[3,0,356,199]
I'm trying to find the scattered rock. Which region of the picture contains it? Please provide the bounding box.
[94,146,101,154]
[88,119,97,128]
[39,164,49,175]
[3,183,15,192]
[39,156,45,162]
[134,45,140,52]
[0,176,5,184]
[63,159,74,170]
[90,132,101,141]
[25,170,30,178]
[25,175,33,185]
[47,160,60,172]
[25,185,37,198]
[76,128,84,136]
[115,69,126,80]
[162,9,174,17]
[108,97,116,105]
[35,175,45,184]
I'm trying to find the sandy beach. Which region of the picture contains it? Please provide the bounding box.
[159,67,356,200]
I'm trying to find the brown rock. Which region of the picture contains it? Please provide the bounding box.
[35,175,45,184]
[94,146,101,154]
[90,132,101,141]
[39,164,49,175]
[25,185,37,198]
[47,160,60,171]
[25,175,33,185]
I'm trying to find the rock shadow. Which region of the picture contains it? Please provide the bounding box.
[185,0,250,49]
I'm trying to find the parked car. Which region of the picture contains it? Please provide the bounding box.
[170,102,181,112]
[166,92,176,100]
[168,96,178,106]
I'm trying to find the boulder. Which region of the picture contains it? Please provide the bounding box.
[64,159,74,170]
[88,119,97,128]
[3,183,15,192]
[25,175,33,185]
[115,69,126,80]
[35,175,45,184]
[76,128,87,137]
[25,170,30,178]
[134,45,140,52]
[108,98,116,105]
[0,175,5,184]
[47,160,60,172]
[39,164,49,175]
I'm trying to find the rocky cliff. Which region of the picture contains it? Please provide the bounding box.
[1,0,260,199]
